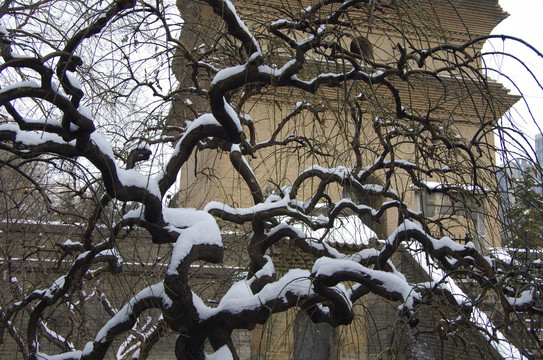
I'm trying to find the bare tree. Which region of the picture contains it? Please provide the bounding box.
[0,0,541,359]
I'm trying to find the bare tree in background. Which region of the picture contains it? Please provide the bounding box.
[0,0,542,359]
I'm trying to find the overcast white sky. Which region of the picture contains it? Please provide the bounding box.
[483,0,543,158]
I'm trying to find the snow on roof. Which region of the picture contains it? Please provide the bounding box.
[293,215,378,249]
[412,181,485,193]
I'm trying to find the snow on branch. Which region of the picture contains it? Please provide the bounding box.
[312,257,419,310]
[164,207,223,275]
[192,269,314,321]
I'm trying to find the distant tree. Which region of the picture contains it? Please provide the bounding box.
[0,1,541,360]
[504,172,543,248]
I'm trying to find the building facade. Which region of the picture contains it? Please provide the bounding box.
[171,0,519,359]
[175,0,518,247]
